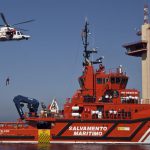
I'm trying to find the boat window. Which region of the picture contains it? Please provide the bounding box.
[125,78,128,84]
[105,78,109,83]
[97,106,103,112]
[116,77,121,84]
[97,78,102,84]
[111,77,115,84]
[121,78,125,84]
[97,78,109,84]
[83,95,96,103]
[121,78,128,85]
[17,31,20,35]
[78,77,84,88]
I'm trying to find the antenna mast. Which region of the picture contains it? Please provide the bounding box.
[81,19,90,66]
[81,19,103,66]
[144,4,149,24]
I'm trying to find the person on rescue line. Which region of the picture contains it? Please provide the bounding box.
[6,77,10,86]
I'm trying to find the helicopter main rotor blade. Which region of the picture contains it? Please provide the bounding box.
[15,27,28,31]
[0,13,9,26]
[13,19,35,26]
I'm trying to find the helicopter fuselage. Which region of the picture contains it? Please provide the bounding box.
[0,27,30,41]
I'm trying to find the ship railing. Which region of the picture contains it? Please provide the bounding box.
[108,68,126,75]
[91,110,132,120]
[47,111,64,119]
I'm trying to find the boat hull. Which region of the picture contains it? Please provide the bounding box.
[0,118,150,144]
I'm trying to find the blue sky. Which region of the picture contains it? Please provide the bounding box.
[0,0,146,120]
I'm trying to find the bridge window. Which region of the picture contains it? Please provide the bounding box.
[97,78,102,84]
[111,77,115,84]
[121,78,128,85]
[97,78,108,84]
[78,77,84,88]
[104,78,109,83]
[116,77,121,84]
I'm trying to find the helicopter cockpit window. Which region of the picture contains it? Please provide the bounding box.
[17,31,20,35]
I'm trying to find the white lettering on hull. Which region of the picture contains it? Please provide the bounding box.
[73,131,102,136]
[69,126,107,136]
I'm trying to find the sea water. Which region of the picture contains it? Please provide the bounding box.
[0,144,149,150]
